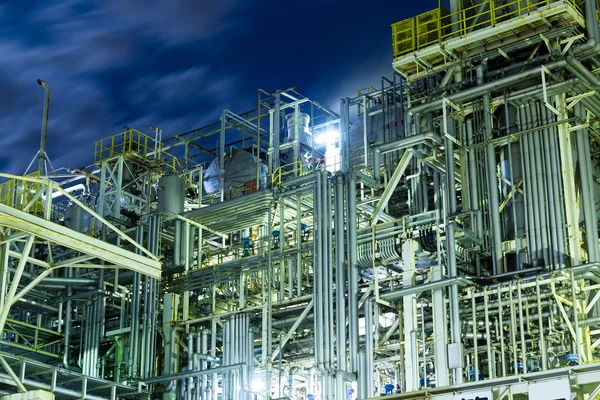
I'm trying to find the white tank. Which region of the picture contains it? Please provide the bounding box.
[285,112,312,147]
[203,149,268,197]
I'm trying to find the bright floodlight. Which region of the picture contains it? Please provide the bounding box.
[251,377,265,392]
[315,129,340,145]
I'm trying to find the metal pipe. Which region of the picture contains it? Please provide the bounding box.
[364,300,374,396]
[143,364,250,385]
[575,103,600,262]
[335,174,347,372]
[410,61,568,115]
[37,79,50,175]
[313,172,324,370]
[531,101,550,266]
[326,173,335,371]
[483,90,503,273]
[586,0,599,43]
[346,174,359,373]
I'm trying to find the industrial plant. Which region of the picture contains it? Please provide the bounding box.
[2,0,600,399]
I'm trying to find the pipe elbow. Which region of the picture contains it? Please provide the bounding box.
[37,79,50,90]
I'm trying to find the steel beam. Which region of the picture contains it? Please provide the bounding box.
[0,205,161,279]
[371,151,413,225]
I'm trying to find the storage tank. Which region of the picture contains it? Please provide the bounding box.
[158,175,185,215]
[64,203,92,234]
[285,112,312,147]
[203,149,268,197]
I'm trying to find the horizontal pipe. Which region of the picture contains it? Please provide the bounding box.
[409,60,568,115]
[142,363,247,385]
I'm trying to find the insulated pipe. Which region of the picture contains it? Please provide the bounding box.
[443,114,463,384]
[518,106,536,263]
[346,174,359,374]
[585,0,599,43]
[566,55,600,88]
[143,364,250,385]
[540,105,560,267]
[482,90,503,273]
[334,174,347,372]
[364,300,375,396]
[532,102,550,265]
[372,132,442,182]
[313,172,324,370]
[410,60,568,115]
[37,79,50,175]
[546,107,566,268]
[188,331,195,400]
[525,102,541,263]
[575,103,600,262]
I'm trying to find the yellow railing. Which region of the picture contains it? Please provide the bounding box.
[93,128,182,172]
[0,171,43,214]
[271,160,306,187]
[93,129,155,164]
[392,0,581,57]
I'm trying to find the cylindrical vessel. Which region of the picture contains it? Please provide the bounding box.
[158,175,185,215]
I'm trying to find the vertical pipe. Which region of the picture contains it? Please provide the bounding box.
[346,175,359,374]
[188,332,194,400]
[466,119,483,275]
[585,0,599,42]
[364,300,374,397]
[335,174,347,372]
[525,103,542,262]
[313,172,324,369]
[575,103,600,262]
[220,111,227,203]
[518,106,535,264]
[36,79,50,175]
[531,102,550,266]
[483,92,503,273]
[546,107,566,268]
[540,106,560,267]
[444,112,463,384]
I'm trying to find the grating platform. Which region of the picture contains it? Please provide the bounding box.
[392,0,585,82]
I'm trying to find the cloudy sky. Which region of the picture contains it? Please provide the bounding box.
[0,0,434,174]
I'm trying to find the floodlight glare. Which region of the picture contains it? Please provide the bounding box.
[315,129,340,145]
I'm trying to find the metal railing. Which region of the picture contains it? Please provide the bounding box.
[94,129,153,164]
[392,0,582,57]
[0,171,42,214]
[271,160,307,186]
[94,128,181,171]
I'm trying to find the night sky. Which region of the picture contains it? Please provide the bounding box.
[1,0,434,174]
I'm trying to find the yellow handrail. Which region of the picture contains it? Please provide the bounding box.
[271,160,306,187]
[0,171,42,214]
[93,129,155,164]
[392,0,583,57]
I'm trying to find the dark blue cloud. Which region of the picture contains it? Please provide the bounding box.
[0,0,434,174]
